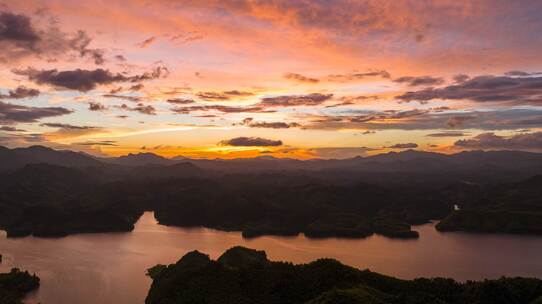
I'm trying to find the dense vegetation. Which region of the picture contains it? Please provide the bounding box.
[150,175,432,239]
[437,175,542,235]
[0,164,143,237]
[0,165,442,239]
[146,246,542,304]
[0,268,40,304]
[1,145,542,238]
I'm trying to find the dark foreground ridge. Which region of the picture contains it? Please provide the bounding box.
[1,146,542,238]
[146,246,542,304]
[0,268,40,304]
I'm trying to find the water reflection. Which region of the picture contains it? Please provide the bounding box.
[1,212,541,304]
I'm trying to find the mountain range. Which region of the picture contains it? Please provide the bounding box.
[1,145,541,239]
[2,145,542,183]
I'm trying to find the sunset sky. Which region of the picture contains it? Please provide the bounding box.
[1,0,542,159]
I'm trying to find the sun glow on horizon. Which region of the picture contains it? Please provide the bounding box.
[1,1,542,158]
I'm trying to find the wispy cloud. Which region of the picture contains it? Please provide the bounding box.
[219,137,283,147]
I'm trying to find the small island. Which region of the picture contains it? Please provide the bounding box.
[0,268,40,304]
[146,246,542,304]
[232,214,419,240]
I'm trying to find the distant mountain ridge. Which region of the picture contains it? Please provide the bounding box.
[2,146,542,239]
[100,152,173,166]
[2,146,542,180]
[0,145,101,172]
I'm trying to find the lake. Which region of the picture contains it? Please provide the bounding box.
[1,211,542,304]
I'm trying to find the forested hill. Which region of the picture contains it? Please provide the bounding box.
[145,246,542,304]
[1,146,542,238]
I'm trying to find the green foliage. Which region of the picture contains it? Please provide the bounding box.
[1,162,541,239]
[0,164,143,237]
[372,218,420,239]
[306,286,394,304]
[217,246,268,269]
[437,210,542,234]
[437,175,542,235]
[146,247,542,304]
[146,264,167,280]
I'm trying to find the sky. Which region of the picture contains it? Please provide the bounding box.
[1,0,542,159]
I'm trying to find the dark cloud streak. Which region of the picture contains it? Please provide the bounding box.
[259,93,332,107]
[196,90,253,101]
[118,103,157,115]
[0,86,40,99]
[0,101,72,123]
[397,74,542,105]
[219,136,283,147]
[394,76,444,86]
[455,132,542,150]
[387,143,418,149]
[172,105,272,114]
[40,123,96,130]
[14,67,167,92]
[88,102,107,111]
[284,73,319,83]
[0,11,105,64]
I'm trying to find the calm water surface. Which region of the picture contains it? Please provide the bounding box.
[1,212,542,304]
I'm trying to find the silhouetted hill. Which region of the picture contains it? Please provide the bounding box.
[437,173,542,235]
[188,156,307,172]
[102,152,174,166]
[0,164,142,237]
[0,163,95,200]
[129,162,206,179]
[0,145,101,172]
[2,146,542,238]
[3,146,542,182]
[367,149,446,162]
[188,149,542,181]
[145,247,542,304]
